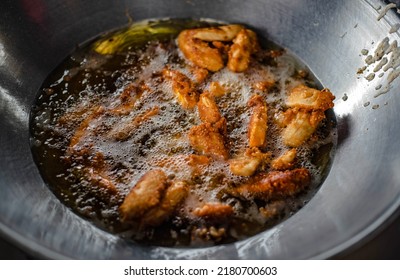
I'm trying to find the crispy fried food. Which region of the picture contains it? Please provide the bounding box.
[188,121,229,160]
[249,65,276,92]
[108,106,159,141]
[271,149,297,170]
[141,181,189,227]
[193,203,234,219]
[276,84,334,147]
[274,108,294,128]
[162,68,198,109]
[248,94,268,148]
[178,25,258,73]
[191,25,243,41]
[119,170,168,221]
[286,85,335,111]
[178,30,224,72]
[280,109,325,147]
[189,66,209,84]
[227,29,259,72]
[229,147,268,176]
[109,82,150,115]
[178,25,243,72]
[208,81,227,97]
[69,105,105,149]
[198,92,222,124]
[233,168,311,200]
[286,84,335,111]
[229,154,261,177]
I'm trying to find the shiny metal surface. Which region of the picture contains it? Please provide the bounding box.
[1,0,400,259]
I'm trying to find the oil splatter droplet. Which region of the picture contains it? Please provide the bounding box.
[365,73,375,81]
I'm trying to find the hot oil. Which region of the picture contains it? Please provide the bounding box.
[30,19,337,247]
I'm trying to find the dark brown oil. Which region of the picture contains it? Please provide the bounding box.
[30,19,337,247]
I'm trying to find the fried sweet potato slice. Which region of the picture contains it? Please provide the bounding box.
[286,84,335,111]
[227,29,259,72]
[271,149,297,170]
[277,84,334,147]
[281,109,325,147]
[178,30,224,72]
[229,154,262,177]
[178,25,243,72]
[188,121,229,160]
[162,68,198,109]
[233,168,311,200]
[198,91,222,124]
[208,81,227,97]
[248,94,268,148]
[229,147,268,176]
[141,181,189,227]
[119,170,168,222]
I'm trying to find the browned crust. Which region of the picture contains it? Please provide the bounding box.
[193,203,234,219]
[248,94,268,148]
[119,169,168,222]
[178,30,224,72]
[233,168,311,200]
[198,91,222,124]
[188,122,229,160]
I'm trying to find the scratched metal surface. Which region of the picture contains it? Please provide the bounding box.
[0,0,400,259]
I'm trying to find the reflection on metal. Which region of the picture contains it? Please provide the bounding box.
[0,85,28,127]
[0,42,5,67]
[333,79,370,117]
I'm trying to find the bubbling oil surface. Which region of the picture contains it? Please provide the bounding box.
[30,19,336,247]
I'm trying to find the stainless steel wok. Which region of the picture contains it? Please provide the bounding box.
[1,0,400,259]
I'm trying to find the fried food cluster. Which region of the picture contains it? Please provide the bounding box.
[276,85,334,147]
[178,25,259,72]
[57,24,335,245]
